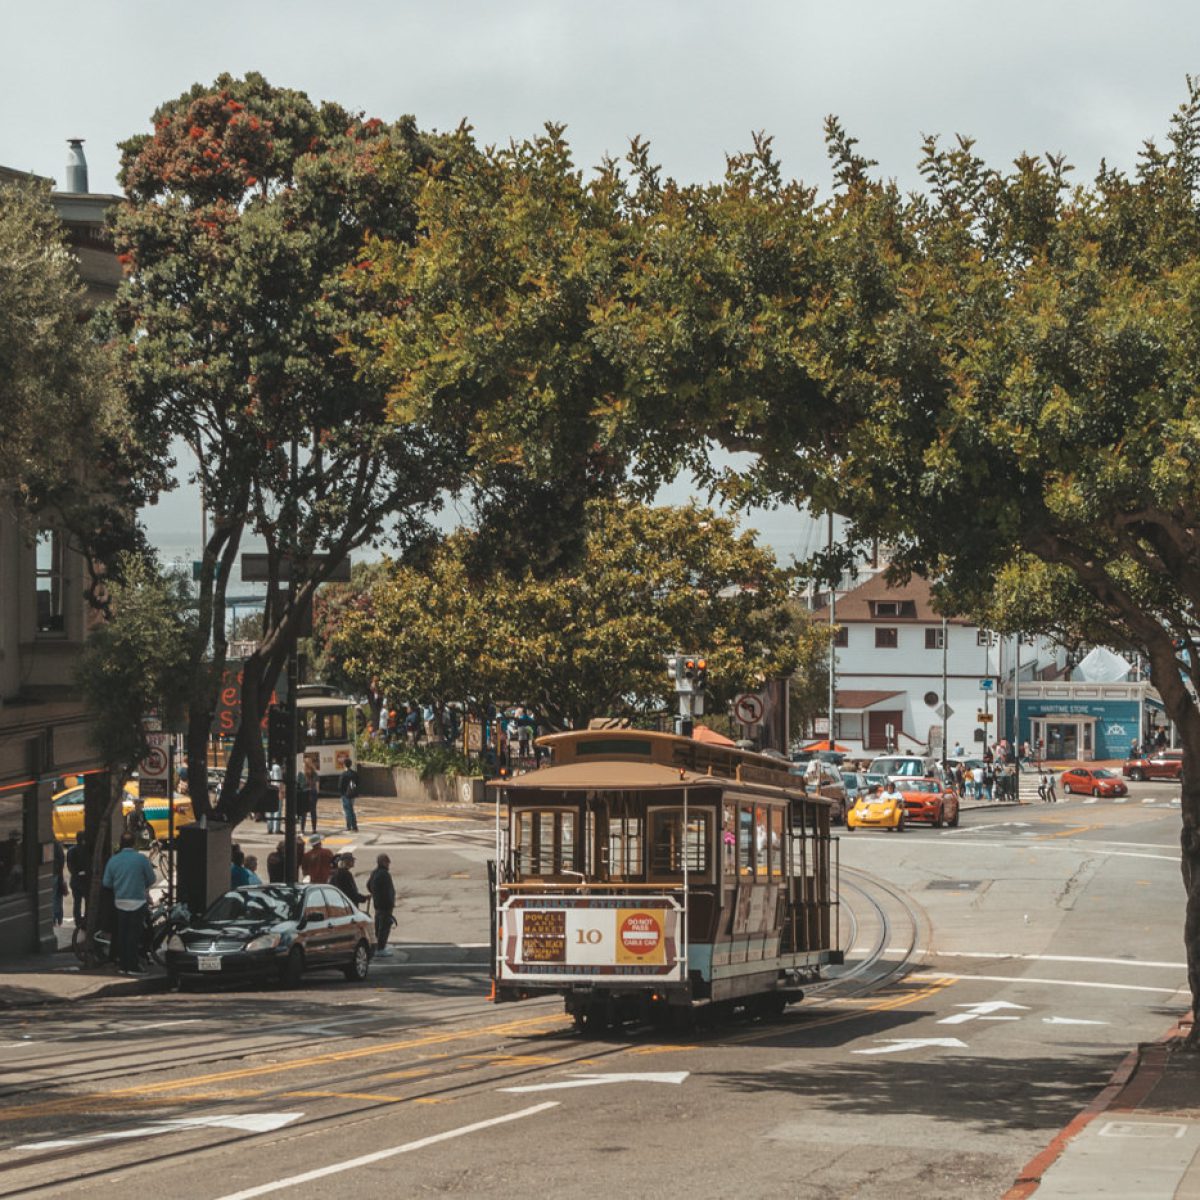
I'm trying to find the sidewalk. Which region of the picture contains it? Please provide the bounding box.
[0,945,169,1008]
[1006,1017,1200,1198]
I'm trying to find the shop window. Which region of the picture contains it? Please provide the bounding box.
[875,627,898,649]
[649,809,711,878]
[0,796,28,895]
[35,529,66,634]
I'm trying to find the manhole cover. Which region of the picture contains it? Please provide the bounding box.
[927,880,983,891]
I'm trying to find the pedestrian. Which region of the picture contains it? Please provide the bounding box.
[231,846,254,888]
[404,703,421,745]
[378,699,390,743]
[302,833,335,884]
[339,760,360,832]
[330,853,367,907]
[971,764,984,801]
[52,838,66,927]
[267,840,286,883]
[367,853,396,957]
[1038,771,1058,803]
[101,832,155,975]
[66,832,88,926]
[296,762,319,833]
[124,797,152,849]
[982,761,994,801]
[952,741,965,757]
[267,761,284,834]
[243,855,262,885]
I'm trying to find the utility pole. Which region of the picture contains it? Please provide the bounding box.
[941,614,948,771]
[827,513,836,750]
[283,437,299,885]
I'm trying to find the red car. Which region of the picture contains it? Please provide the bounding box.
[897,778,960,827]
[1060,767,1129,797]
[1122,750,1183,782]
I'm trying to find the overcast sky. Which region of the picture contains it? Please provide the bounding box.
[5,0,1198,564]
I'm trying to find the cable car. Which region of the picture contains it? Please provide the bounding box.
[489,729,841,1028]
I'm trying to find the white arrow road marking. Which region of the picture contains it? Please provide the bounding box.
[1114,798,1128,804]
[1043,1016,1110,1026]
[17,1112,303,1151]
[500,1071,688,1094]
[939,1001,1030,1025]
[853,1038,967,1055]
[1142,798,1156,805]
[213,1104,558,1200]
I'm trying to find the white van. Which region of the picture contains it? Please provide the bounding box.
[867,755,937,783]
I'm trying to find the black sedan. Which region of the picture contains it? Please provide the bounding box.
[164,884,374,987]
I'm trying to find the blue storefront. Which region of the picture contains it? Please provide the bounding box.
[1002,688,1149,761]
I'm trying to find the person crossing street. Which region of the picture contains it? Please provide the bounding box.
[367,853,396,957]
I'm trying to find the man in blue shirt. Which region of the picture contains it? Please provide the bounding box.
[101,832,156,975]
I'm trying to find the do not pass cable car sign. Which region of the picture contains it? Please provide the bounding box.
[140,732,171,800]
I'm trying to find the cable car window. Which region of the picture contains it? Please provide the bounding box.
[649,810,711,877]
[769,808,784,877]
[722,803,736,877]
[755,805,769,877]
[514,808,576,878]
[738,805,754,876]
[608,815,643,880]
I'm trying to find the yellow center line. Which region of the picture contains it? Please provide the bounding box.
[283,1090,405,1104]
[1036,824,1100,840]
[0,1012,569,1122]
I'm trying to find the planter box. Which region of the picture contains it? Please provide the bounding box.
[359,762,486,805]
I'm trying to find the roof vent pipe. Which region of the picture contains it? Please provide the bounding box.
[65,139,88,193]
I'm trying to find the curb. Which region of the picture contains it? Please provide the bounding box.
[1002,1017,1191,1199]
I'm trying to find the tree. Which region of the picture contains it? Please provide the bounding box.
[616,84,1200,1034]
[0,179,140,583]
[106,74,473,823]
[324,499,828,730]
[74,555,193,954]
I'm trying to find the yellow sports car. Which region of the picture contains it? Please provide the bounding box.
[52,783,194,841]
[845,789,907,832]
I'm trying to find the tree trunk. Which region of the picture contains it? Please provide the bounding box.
[80,772,126,966]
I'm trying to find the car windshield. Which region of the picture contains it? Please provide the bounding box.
[873,758,924,777]
[905,780,939,793]
[202,887,301,924]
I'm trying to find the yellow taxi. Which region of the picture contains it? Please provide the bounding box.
[845,786,906,833]
[52,782,194,841]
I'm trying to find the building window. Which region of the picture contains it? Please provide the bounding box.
[874,601,900,616]
[925,628,944,650]
[35,529,66,634]
[977,630,995,647]
[875,627,898,648]
[833,626,848,647]
[0,794,29,895]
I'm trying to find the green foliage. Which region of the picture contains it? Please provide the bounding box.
[0,180,140,572]
[324,498,828,729]
[356,737,472,779]
[106,73,473,821]
[76,555,195,771]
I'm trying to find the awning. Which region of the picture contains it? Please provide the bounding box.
[693,725,737,747]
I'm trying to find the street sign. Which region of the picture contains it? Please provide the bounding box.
[979,678,994,691]
[733,693,765,725]
[139,731,171,800]
[935,703,954,720]
[241,553,351,583]
[976,712,993,723]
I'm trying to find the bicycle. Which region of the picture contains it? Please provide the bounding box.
[71,898,191,967]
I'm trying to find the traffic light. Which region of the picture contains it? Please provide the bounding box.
[665,653,683,682]
[694,658,707,690]
[267,705,292,764]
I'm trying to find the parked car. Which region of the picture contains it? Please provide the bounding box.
[869,755,938,781]
[1122,749,1183,782]
[845,788,905,832]
[1060,767,1129,798]
[841,770,872,806]
[164,883,373,987]
[896,778,960,827]
[790,759,849,823]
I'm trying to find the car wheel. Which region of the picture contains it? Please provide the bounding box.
[948,804,960,828]
[844,820,855,832]
[279,946,304,989]
[896,815,906,833]
[343,940,370,983]
[1092,787,1100,797]
[1130,769,1144,782]
[1063,782,1072,795]
[933,806,944,829]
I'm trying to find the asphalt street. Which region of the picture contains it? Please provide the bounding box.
[0,783,1188,1199]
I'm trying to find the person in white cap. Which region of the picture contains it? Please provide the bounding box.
[302,834,334,883]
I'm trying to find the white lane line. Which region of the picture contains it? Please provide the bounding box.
[899,839,1177,862]
[1083,799,1098,805]
[212,1103,559,1200]
[923,951,1186,970]
[1142,799,1157,805]
[912,971,1185,995]
[1114,798,1129,804]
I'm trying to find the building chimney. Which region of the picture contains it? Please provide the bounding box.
[65,138,88,193]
